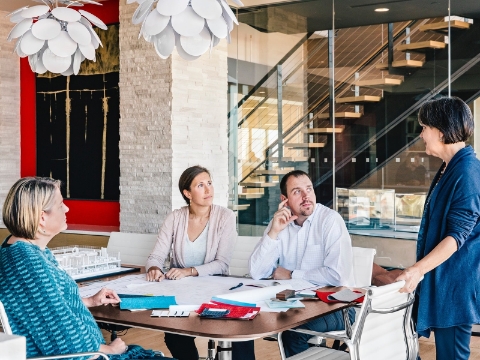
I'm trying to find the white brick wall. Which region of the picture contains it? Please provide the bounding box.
[119,3,173,233]
[171,41,229,210]
[119,4,229,233]
[0,11,20,226]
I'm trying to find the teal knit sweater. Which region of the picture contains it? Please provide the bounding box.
[0,239,104,359]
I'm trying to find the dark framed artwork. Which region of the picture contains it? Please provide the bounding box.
[36,24,120,201]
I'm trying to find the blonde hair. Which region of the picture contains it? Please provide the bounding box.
[2,177,61,240]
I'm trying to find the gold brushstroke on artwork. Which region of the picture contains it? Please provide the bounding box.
[65,76,71,198]
[37,24,119,78]
[101,75,109,200]
[85,105,88,141]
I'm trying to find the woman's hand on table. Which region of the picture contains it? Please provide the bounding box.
[165,267,191,280]
[100,338,128,355]
[84,288,121,307]
[396,265,423,293]
[146,266,165,282]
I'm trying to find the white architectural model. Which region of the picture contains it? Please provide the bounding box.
[51,246,122,280]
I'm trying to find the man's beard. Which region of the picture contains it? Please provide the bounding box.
[300,208,313,217]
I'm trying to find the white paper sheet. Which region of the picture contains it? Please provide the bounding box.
[79,274,316,311]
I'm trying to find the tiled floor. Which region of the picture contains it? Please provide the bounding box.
[108,328,480,359]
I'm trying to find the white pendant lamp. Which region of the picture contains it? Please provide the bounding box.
[7,0,107,76]
[128,0,244,61]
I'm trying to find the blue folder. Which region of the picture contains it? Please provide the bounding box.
[119,295,177,310]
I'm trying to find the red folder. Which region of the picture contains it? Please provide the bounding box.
[315,290,364,304]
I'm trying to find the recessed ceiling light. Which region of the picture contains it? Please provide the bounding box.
[375,8,389,12]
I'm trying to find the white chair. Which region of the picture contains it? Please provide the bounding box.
[229,236,260,277]
[107,231,158,266]
[278,280,418,360]
[306,246,376,347]
[352,246,376,288]
[0,301,109,360]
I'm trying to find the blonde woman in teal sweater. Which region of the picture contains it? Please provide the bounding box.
[0,177,174,360]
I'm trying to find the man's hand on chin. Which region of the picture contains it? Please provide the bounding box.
[273,266,293,280]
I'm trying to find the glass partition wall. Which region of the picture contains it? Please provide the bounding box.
[228,0,480,236]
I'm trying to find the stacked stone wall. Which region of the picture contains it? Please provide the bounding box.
[0,11,20,226]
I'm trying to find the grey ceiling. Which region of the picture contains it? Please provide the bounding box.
[2,0,479,32]
[238,0,480,32]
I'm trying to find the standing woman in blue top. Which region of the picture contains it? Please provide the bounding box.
[397,97,480,360]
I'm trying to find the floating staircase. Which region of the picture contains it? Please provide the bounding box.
[232,16,477,223]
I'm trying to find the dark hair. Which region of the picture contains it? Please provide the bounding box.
[178,165,211,205]
[280,170,312,197]
[418,97,473,144]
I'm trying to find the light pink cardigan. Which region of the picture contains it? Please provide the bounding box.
[145,205,237,276]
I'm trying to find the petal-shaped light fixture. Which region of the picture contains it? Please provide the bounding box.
[129,0,243,61]
[6,0,107,76]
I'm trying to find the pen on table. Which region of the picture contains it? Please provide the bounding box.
[229,282,243,290]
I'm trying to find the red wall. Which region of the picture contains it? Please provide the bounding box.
[20,0,120,227]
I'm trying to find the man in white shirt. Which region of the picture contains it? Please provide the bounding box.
[249,170,355,357]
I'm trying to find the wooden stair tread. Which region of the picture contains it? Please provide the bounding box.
[239,181,277,188]
[316,112,362,119]
[376,60,425,69]
[397,40,446,52]
[228,204,250,211]
[302,126,345,134]
[285,143,326,148]
[419,20,471,32]
[336,95,382,104]
[238,193,263,199]
[354,78,403,87]
[254,169,292,175]
[270,157,309,162]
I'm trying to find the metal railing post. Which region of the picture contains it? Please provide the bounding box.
[277,64,283,161]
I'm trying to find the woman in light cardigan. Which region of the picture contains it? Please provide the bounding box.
[146,165,255,360]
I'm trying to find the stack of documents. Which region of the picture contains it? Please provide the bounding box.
[264,298,305,309]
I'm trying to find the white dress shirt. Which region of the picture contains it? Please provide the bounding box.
[249,204,356,287]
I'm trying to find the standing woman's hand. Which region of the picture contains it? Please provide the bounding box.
[396,265,424,293]
[146,266,165,282]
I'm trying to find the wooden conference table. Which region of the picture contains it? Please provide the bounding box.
[84,269,352,359]
[90,299,348,341]
[89,291,350,360]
